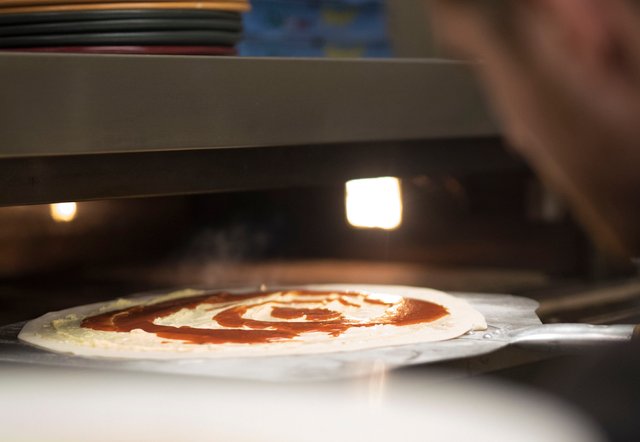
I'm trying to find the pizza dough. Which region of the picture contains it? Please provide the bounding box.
[18,284,487,359]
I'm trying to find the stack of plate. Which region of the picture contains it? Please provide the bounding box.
[0,0,249,55]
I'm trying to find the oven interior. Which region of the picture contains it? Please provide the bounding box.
[1,50,639,440]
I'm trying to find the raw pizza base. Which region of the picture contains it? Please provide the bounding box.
[18,284,487,359]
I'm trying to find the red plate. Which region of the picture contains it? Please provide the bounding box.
[0,2,250,14]
[0,45,237,54]
[0,0,245,5]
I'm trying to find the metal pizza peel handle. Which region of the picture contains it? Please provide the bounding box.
[509,323,639,352]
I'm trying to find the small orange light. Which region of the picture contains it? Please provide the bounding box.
[50,202,77,223]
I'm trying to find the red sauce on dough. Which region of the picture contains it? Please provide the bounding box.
[270,307,343,321]
[81,290,448,345]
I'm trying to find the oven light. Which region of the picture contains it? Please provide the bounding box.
[50,202,77,223]
[345,177,403,230]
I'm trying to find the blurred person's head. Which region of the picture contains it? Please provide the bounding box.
[431,0,640,257]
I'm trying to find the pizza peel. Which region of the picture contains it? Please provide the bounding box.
[0,284,637,381]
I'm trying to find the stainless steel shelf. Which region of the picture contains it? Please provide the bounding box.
[0,53,507,205]
[0,53,498,157]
